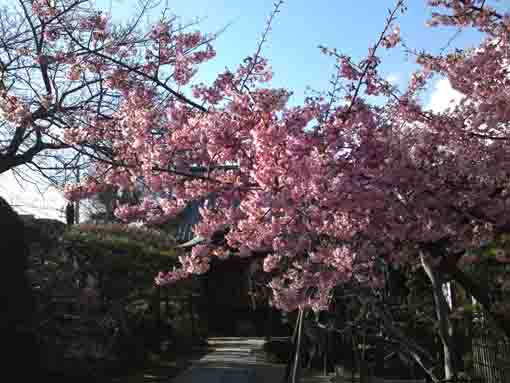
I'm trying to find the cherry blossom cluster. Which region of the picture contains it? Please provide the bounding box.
[64,1,510,314]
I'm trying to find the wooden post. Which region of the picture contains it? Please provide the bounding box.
[352,332,356,383]
[291,308,304,383]
[283,310,302,383]
[323,329,328,376]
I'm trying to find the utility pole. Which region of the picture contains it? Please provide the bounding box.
[74,167,80,224]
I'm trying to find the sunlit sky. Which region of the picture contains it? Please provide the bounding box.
[1,0,479,220]
[101,0,482,103]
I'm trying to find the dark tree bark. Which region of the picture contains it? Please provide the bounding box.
[446,262,510,337]
[421,253,457,381]
[433,250,510,338]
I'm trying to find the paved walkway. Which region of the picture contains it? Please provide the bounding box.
[171,337,286,383]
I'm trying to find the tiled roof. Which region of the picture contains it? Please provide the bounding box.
[168,165,238,244]
[174,198,204,242]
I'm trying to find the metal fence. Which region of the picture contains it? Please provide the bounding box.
[472,336,510,383]
[470,313,510,383]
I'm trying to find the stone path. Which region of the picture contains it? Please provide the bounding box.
[171,337,286,383]
[169,337,426,383]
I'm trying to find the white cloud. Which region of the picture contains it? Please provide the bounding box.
[426,78,464,113]
[0,170,67,221]
[385,72,401,85]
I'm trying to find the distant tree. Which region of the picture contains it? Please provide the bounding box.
[65,201,74,225]
[0,0,215,187]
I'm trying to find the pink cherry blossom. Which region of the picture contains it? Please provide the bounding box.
[63,0,510,315]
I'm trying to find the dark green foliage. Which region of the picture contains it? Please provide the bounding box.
[62,223,181,300]
[29,222,195,379]
[0,196,40,377]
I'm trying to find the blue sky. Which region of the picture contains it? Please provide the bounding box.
[102,0,483,104]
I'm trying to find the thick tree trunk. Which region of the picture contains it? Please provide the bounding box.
[443,261,510,338]
[421,253,457,381]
